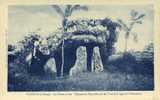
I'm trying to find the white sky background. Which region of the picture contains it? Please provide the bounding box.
[8,5,154,52]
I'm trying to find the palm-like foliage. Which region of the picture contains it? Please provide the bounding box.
[117,10,145,52]
[52,5,88,31]
[52,5,88,76]
[52,5,88,18]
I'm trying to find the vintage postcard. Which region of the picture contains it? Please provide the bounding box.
[0,0,160,100]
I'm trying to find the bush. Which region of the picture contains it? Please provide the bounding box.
[8,59,30,90]
[107,43,154,76]
[140,43,154,75]
[8,33,43,90]
[107,52,137,73]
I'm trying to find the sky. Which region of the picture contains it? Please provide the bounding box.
[8,5,154,52]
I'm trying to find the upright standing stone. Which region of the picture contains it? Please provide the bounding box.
[70,46,87,76]
[44,58,57,79]
[92,47,104,72]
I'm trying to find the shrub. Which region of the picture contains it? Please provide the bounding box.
[140,43,154,75]
[8,33,43,90]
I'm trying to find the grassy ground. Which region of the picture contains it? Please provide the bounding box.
[8,52,154,91]
[8,70,154,91]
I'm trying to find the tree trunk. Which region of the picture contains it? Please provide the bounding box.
[61,39,64,77]
[61,18,67,77]
[124,38,128,53]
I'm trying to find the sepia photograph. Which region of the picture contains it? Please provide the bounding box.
[7,5,154,91]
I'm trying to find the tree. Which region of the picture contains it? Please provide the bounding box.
[8,44,16,52]
[8,44,17,62]
[52,5,88,76]
[141,42,154,63]
[17,33,42,67]
[117,10,145,52]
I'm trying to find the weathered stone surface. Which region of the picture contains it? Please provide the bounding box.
[70,46,87,76]
[44,58,57,78]
[92,47,104,72]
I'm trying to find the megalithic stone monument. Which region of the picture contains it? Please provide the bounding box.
[70,46,87,76]
[92,47,104,72]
